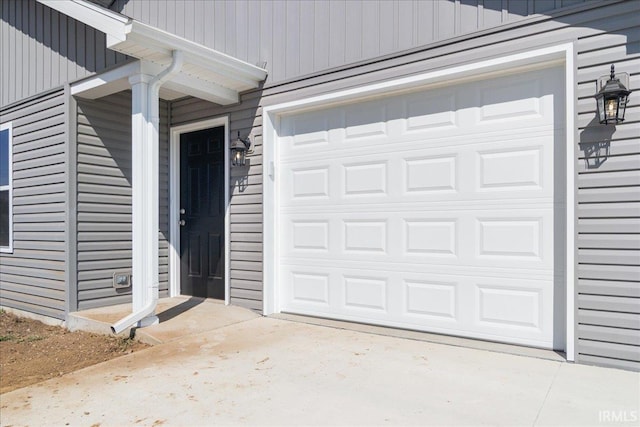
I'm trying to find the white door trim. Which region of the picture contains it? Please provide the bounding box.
[263,43,576,360]
[169,117,231,305]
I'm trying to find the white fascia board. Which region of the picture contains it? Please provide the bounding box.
[38,0,129,42]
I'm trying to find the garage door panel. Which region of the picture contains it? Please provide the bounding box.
[343,161,388,196]
[477,77,543,123]
[281,257,552,283]
[405,155,458,193]
[281,209,554,270]
[343,275,389,311]
[279,69,562,159]
[279,122,557,164]
[277,66,564,349]
[280,137,554,206]
[282,265,553,346]
[473,277,553,343]
[289,271,330,305]
[476,146,544,192]
[405,90,458,132]
[403,278,459,320]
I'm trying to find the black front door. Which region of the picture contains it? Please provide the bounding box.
[180,126,225,299]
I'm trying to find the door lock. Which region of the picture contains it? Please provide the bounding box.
[179,208,186,215]
[179,219,186,226]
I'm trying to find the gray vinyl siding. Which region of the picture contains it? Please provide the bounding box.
[0,0,636,370]
[572,4,640,371]
[170,0,639,368]
[0,0,128,107]
[110,0,590,85]
[75,91,170,310]
[170,97,263,312]
[576,60,640,373]
[0,89,67,320]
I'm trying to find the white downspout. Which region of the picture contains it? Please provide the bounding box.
[111,51,184,334]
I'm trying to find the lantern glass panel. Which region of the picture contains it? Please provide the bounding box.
[232,149,245,166]
[605,96,618,122]
[597,96,605,123]
[619,94,628,121]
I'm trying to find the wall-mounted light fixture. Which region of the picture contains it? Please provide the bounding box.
[231,131,251,166]
[595,64,631,125]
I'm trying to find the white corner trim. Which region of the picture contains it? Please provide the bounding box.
[0,122,13,254]
[565,43,577,362]
[263,43,576,360]
[168,117,230,302]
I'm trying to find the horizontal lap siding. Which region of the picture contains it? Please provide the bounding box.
[0,89,67,320]
[166,1,637,370]
[0,0,128,107]
[576,12,640,369]
[76,92,170,310]
[100,2,640,371]
[170,97,263,312]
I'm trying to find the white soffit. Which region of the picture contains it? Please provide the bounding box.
[39,0,267,104]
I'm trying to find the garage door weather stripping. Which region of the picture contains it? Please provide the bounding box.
[262,43,577,361]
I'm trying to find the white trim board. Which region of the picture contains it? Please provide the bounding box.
[0,122,13,254]
[169,117,231,305]
[263,43,577,361]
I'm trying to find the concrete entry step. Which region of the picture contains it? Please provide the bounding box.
[67,296,260,345]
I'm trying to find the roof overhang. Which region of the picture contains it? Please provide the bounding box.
[39,0,267,104]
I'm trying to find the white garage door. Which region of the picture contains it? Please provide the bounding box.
[275,67,565,349]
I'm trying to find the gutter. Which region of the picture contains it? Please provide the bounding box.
[111,50,184,334]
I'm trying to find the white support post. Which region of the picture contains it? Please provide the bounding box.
[129,73,159,327]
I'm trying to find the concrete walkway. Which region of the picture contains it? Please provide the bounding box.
[1,303,638,426]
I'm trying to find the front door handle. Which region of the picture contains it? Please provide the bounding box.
[179,219,186,226]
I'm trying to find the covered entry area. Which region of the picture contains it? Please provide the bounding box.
[51,0,267,331]
[264,46,576,353]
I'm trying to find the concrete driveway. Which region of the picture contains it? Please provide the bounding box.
[1,309,638,426]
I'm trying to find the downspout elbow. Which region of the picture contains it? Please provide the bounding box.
[110,285,158,334]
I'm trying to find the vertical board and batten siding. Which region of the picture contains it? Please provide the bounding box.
[111,0,587,85]
[170,97,264,312]
[0,89,67,320]
[0,0,128,107]
[75,92,170,310]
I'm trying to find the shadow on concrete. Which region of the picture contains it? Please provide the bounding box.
[157,296,205,323]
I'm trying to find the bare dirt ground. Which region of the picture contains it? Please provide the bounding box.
[0,310,149,394]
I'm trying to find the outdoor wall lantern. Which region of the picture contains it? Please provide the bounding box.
[595,64,631,125]
[231,131,251,166]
